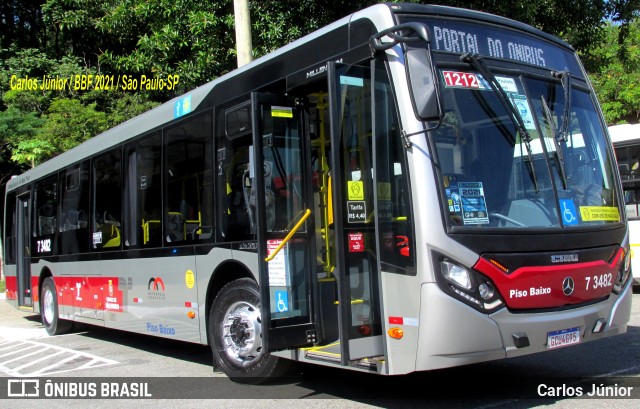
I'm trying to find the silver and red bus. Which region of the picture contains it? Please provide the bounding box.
[3,3,632,380]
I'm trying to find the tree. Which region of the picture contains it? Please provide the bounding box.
[589,19,640,124]
[0,0,636,179]
[0,107,44,169]
[39,98,108,156]
[96,0,236,93]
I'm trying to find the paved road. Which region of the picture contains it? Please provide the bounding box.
[0,291,638,408]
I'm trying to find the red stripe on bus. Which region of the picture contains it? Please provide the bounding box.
[4,276,17,300]
[475,248,623,309]
[51,276,124,312]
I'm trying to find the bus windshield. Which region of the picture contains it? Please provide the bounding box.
[430,70,620,229]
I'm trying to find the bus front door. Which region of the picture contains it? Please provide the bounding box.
[327,62,384,364]
[252,93,318,351]
[16,194,33,308]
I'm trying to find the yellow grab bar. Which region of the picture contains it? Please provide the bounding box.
[265,208,312,262]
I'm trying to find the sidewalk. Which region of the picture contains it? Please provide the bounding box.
[0,298,49,342]
[0,297,42,332]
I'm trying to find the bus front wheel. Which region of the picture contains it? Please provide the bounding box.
[208,278,290,382]
[41,277,72,336]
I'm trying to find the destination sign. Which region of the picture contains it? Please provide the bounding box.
[403,17,583,78]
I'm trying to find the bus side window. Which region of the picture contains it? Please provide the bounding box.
[124,133,162,248]
[163,112,213,245]
[33,175,59,254]
[38,200,56,235]
[217,102,254,242]
[92,150,122,250]
[4,191,16,263]
[374,61,415,274]
[59,162,90,254]
[218,146,253,241]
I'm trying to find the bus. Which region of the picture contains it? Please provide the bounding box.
[609,123,640,287]
[3,3,633,380]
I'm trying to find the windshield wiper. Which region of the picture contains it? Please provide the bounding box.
[541,96,568,190]
[461,53,539,192]
[552,71,572,143]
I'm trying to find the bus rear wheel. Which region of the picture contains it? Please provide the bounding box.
[41,277,72,336]
[209,278,290,382]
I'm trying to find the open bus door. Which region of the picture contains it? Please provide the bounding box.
[252,93,319,351]
[251,63,390,366]
[251,61,392,364]
[325,62,385,365]
[16,193,33,308]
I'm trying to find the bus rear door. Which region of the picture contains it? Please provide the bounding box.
[16,193,33,308]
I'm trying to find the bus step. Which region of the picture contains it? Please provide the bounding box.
[303,341,341,363]
[304,350,342,364]
[304,347,381,371]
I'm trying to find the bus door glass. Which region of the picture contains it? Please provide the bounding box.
[252,93,317,351]
[329,63,384,361]
[17,193,32,307]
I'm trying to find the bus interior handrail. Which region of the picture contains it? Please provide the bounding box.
[265,208,312,262]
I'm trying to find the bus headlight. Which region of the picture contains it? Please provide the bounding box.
[441,260,472,290]
[478,282,495,300]
[613,247,631,294]
[434,253,504,313]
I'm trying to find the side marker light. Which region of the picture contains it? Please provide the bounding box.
[388,327,404,339]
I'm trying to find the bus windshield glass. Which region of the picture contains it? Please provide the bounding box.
[427,64,620,229]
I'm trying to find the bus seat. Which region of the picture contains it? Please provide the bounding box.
[166,212,184,242]
[64,210,87,230]
[142,219,161,245]
[101,224,121,248]
[38,203,56,235]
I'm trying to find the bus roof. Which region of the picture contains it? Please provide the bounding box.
[609,123,640,145]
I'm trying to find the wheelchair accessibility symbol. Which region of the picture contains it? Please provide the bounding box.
[274,290,289,312]
[559,199,578,226]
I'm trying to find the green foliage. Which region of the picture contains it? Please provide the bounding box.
[251,2,323,55]
[0,48,56,113]
[105,93,160,128]
[40,98,109,153]
[97,0,235,91]
[589,19,640,124]
[0,0,638,183]
[0,106,46,167]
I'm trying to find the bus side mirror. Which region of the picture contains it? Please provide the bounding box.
[405,48,442,122]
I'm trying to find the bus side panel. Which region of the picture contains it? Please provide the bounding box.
[195,247,256,345]
[45,260,96,322]
[100,255,201,343]
[4,267,18,304]
[27,248,241,345]
[415,283,505,371]
[629,219,640,281]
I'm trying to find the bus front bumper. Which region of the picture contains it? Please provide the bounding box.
[414,280,632,371]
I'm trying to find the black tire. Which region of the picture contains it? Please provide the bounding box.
[209,278,291,382]
[40,277,73,336]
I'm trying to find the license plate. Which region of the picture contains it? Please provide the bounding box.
[547,327,581,349]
